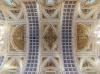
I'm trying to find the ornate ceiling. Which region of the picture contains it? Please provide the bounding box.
[0,0,99,74]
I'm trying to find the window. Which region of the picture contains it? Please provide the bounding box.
[46,0,55,6]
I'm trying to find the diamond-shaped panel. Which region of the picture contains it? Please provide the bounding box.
[43,26,57,49]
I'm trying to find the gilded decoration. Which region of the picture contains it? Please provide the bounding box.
[11,25,25,51]
[77,23,91,51]
[43,25,57,49]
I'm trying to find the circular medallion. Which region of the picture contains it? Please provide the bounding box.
[11,25,24,51]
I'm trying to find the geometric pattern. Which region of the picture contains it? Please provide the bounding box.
[61,0,79,74]
[23,1,39,74]
[0,0,100,74]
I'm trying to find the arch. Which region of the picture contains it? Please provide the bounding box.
[41,57,59,68]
